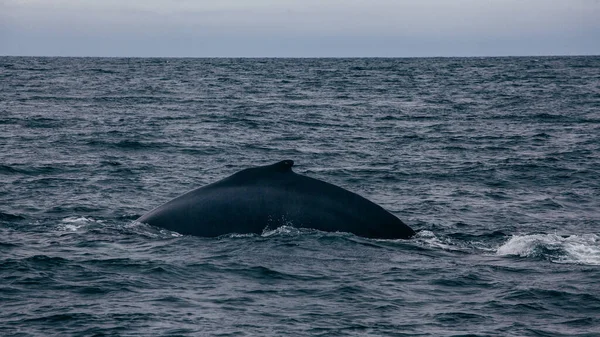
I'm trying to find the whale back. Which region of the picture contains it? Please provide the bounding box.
[137,160,415,239]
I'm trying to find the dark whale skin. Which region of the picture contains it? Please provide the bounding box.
[137,160,415,239]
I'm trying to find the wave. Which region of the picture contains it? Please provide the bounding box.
[496,233,600,265]
[0,211,25,221]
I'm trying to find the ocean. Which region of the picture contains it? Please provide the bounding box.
[1,56,599,336]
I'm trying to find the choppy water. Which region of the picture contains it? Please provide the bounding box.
[1,56,599,336]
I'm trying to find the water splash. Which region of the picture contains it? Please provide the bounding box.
[261,225,303,237]
[413,230,464,251]
[57,216,96,231]
[496,234,600,265]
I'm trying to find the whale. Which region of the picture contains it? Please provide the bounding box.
[137,160,415,239]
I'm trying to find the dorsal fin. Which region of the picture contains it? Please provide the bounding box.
[271,160,294,172]
[219,160,295,185]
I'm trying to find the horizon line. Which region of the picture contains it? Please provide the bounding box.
[2,53,599,59]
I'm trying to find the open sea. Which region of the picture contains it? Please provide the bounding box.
[1,56,599,336]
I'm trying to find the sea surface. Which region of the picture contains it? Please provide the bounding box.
[1,56,599,336]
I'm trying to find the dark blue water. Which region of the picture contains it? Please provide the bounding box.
[1,56,599,336]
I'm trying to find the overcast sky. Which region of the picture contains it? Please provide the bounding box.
[1,0,599,57]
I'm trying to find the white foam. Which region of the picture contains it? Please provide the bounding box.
[496,233,600,265]
[61,216,93,224]
[128,220,183,238]
[57,216,94,231]
[261,225,301,237]
[414,230,463,251]
[228,233,257,238]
